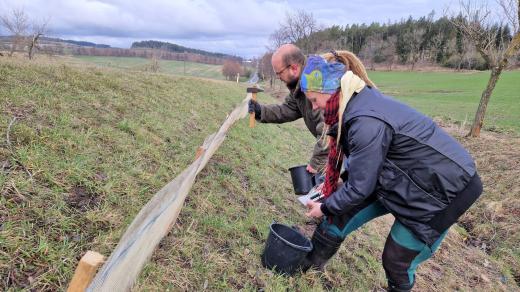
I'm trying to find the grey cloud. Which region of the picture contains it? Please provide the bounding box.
[1,0,495,58]
[2,0,287,38]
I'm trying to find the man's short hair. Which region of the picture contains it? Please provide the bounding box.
[282,46,305,67]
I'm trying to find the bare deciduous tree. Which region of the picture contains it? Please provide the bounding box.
[450,0,520,137]
[0,8,29,57]
[381,35,398,70]
[269,9,318,53]
[28,18,49,60]
[409,27,427,70]
[269,28,286,50]
[498,0,519,33]
[259,51,275,87]
[360,34,382,70]
[146,49,163,72]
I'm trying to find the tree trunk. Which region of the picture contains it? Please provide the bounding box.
[28,33,43,60]
[468,66,502,137]
[28,34,38,60]
[457,53,463,71]
[468,32,520,137]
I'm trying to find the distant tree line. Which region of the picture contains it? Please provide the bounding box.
[65,46,234,65]
[269,10,518,71]
[131,40,241,61]
[315,13,514,70]
[47,38,111,48]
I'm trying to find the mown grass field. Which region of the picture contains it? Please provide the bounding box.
[74,55,226,80]
[77,56,520,133]
[369,70,520,134]
[0,56,519,291]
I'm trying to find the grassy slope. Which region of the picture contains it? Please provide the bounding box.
[0,58,518,291]
[370,70,520,133]
[0,57,246,289]
[74,55,225,80]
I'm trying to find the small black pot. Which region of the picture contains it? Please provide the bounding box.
[261,222,313,275]
[288,165,316,195]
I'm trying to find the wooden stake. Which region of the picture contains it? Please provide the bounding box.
[86,96,249,291]
[195,146,205,160]
[249,91,257,128]
[67,251,105,292]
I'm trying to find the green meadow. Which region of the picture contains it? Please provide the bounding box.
[369,70,520,133]
[74,55,226,80]
[75,56,520,134]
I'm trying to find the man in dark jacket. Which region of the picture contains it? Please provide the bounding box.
[248,44,327,173]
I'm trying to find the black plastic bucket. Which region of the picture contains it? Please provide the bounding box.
[289,165,316,195]
[261,222,313,275]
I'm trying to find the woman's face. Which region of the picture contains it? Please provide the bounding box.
[305,91,332,110]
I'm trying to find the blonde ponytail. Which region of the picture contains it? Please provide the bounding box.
[320,50,375,151]
[322,50,375,88]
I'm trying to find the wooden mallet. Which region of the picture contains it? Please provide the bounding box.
[247,86,264,128]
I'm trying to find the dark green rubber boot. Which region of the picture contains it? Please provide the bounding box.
[300,227,343,272]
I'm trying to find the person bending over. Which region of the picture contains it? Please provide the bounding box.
[301,52,482,292]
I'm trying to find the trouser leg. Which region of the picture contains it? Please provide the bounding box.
[382,221,448,292]
[302,194,389,271]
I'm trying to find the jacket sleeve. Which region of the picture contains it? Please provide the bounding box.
[309,119,328,171]
[259,93,302,123]
[321,116,393,216]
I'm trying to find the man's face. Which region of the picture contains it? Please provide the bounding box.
[272,56,300,87]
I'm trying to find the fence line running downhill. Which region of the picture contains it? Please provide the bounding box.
[84,92,251,291]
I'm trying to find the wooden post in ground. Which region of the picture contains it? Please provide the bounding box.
[67,251,105,292]
[249,91,257,128]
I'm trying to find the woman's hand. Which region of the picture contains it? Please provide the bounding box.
[315,182,324,193]
[305,200,324,218]
[306,164,317,174]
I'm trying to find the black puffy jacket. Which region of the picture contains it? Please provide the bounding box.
[322,86,477,245]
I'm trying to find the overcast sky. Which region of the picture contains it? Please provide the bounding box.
[0,0,484,58]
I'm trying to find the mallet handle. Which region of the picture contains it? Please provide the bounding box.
[249,92,257,128]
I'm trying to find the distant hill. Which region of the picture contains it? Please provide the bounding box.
[0,36,237,65]
[0,35,110,48]
[131,40,239,61]
[45,37,111,48]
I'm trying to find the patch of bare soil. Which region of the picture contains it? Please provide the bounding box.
[65,185,100,212]
[2,102,36,119]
